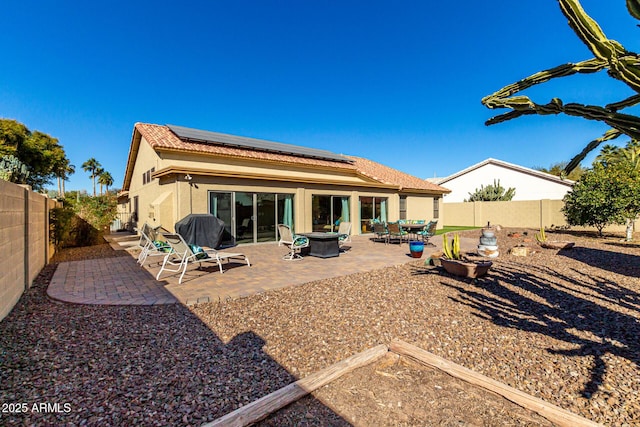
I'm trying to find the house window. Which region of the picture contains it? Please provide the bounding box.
[142,167,155,185]
[399,196,407,220]
[433,197,440,219]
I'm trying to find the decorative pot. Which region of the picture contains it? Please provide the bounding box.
[440,258,493,278]
[409,240,424,258]
[481,229,495,238]
[479,236,497,245]
[477,244,499,258]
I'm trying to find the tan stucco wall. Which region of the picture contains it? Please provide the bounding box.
[443,200,569,228]
[0,181,57,322]
[159,150,374,185]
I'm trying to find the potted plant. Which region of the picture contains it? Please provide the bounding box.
[440,233,492,279]
[535,227,575,250]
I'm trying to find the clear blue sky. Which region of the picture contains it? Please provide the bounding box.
[2,1,639,191]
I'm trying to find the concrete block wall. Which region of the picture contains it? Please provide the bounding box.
[0,180,56,322]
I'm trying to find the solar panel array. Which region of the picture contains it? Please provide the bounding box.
[167,124,352,163]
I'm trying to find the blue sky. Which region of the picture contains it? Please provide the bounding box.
[2,1,639,191]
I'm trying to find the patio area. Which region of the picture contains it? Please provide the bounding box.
[48,232,478,306]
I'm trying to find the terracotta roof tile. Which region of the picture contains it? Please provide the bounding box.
[348,156,449,192]
[134,123,449,193]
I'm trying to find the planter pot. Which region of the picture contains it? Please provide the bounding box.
[426,251,443,266]
[539,241,575,250]
[440,258,493,279]
[409,241,424,258]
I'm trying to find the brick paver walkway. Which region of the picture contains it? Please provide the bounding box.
[48,233,479,306]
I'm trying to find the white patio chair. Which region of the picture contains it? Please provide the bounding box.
[156,233,250,284]
[137,223,170,266]
[336,221,352,246]
[277,224,309,260]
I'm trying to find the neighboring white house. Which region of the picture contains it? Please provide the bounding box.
[434,158,574,202]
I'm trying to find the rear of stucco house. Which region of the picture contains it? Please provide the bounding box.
[117,123,449,245]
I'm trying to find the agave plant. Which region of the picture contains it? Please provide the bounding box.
[442,233,462,260]
[535,227,547,243]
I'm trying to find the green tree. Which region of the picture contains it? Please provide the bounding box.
[82,158,102,197]
[596,140,640,171]
[535,161,586,181]
[465,179,516,202]
[98,170,113,195]
[0,118,69,190]
[562,162,640,237]
[482,0,640,174]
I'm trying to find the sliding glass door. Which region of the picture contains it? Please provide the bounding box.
[209,191,294,244]
[311,195,350,232]
[359,196,388,233]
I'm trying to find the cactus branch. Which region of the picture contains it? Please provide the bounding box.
[482,0,640,174]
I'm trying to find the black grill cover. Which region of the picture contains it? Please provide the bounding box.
[175,214,225,248]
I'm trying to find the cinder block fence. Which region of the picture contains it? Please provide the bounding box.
[0,180,60,322]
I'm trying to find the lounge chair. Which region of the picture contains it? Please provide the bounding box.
[137,223,170,266]
[156,233,250,284]
[277,224,309,260]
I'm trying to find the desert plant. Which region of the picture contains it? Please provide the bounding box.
[442,233,462,260]
[482,0,640,174]
[535,227,547,243]
[0,154,30,184]
[465,179,516,202]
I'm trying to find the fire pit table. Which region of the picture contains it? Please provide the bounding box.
[299,232,340,258]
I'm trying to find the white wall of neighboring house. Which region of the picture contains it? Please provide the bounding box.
[438,159,574,202]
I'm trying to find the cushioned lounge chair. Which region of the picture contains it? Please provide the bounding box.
[137,223,170,266]
[156,233,250,284]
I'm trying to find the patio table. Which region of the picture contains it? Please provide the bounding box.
[399,223,426,240]
[299,232,340,258]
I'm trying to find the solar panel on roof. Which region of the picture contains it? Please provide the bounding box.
[167,124,352,163]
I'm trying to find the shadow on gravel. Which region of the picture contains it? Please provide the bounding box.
[0,264,348,426]
[559,246,640,278]
[439,261,640,400]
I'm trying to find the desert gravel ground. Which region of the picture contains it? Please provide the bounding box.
[1,229,639,426]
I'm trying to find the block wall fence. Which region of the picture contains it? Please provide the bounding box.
[0,180,60,322]
[443,199,627,233]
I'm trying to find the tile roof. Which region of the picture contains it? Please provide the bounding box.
[132,123,449,193]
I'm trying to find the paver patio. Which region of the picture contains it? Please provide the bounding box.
[48,232,479,306]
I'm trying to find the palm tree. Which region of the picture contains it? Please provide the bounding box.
[55,159,74,198]
[81,158,101,196]
[98,171,114,195]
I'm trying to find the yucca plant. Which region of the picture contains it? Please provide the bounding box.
[442,233,462,260]
[535,227,547,243]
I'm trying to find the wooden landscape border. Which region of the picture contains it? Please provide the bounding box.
[203,340,602,427]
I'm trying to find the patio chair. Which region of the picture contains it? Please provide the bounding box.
[277,224,309,260]
[373,222,389,244]
[387,222,408,245]
[416,220,438,245]
[156,233,250,284]
[335,221,352,246]
[137,223,170,266]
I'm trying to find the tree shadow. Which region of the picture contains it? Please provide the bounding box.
[0,264,349,426]
[559,246,640,278]
[438,261,640,399]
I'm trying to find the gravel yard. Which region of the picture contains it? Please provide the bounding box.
[1,229,639,426]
